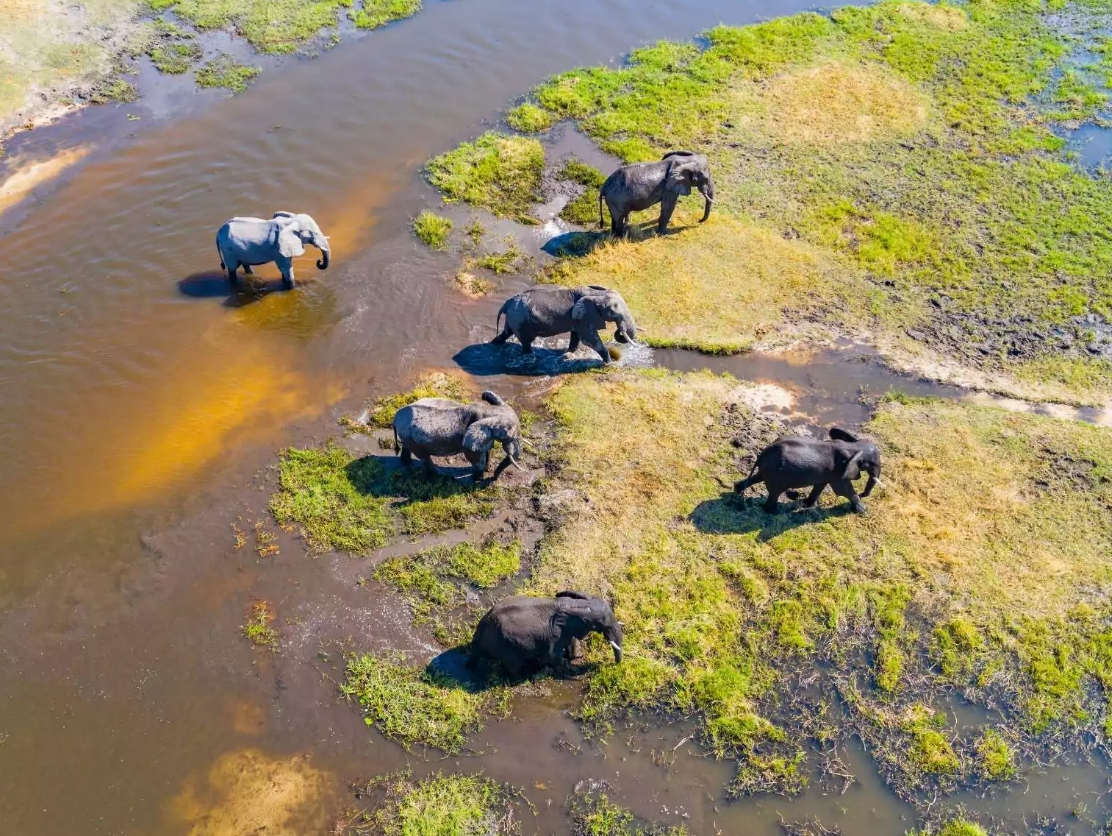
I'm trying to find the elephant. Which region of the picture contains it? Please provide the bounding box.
[491,285,637,363]
[467,591,623,679]
[734,427,883,514]
[391,391,526,481]
[215,211,330,290]
[599,150,714,237]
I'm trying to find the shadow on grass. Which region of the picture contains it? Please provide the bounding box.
[426,645,602,690]
[691,490,851,541]
[344,453,488,500]
[177,270,287,308]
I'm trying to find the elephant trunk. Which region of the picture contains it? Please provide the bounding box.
[861,462,880,497]
[604,624,623,664]
[614,314,636,344]
[315,235,330,270]
[699,178,714,223]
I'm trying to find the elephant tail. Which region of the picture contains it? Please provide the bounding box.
[217,240,225,270]
[735,460,759,494]
[598,190,605,230]
[393,426,399,455]
[495,301,508,336]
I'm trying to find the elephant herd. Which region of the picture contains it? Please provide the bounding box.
[214,151,882,680]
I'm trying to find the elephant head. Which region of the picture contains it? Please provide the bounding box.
[462,391,526,478]
[662,151,714,223]
[273,211,330,270]
[554,591,623,663]
[572,289,638,343]
[830,427,882,497]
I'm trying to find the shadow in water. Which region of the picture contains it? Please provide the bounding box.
[454,341,605,377]
[691,490,852,541]
[426,646,600,689]
[541,230,608,258]
[176,271,287,307]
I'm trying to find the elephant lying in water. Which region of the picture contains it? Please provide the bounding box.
[599,150,714,237]
[391,391,526,481]
[734,427,883,514]
[467,591,623,679]
[216,211,330,290]
[491,285,637,363]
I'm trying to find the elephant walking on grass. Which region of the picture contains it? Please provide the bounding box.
[391,391,526,481]
[468,591,623,679]
[491,285,637,363]
[735,427,883,514]
[599,150,714,237]
[216,211,330,290]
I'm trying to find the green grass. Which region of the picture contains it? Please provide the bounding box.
[88,77,139,104]
[376,540,521,645]
[365,372,468,429]
[474,239,525,274]
[557,159,609,226]
[570,786,687,836]
[352,772,523,836]
[148,41,203,74]
[506,102,554,133]
[163,0,353,54]
[195,54,260,92]
[351,0,420,30]
[242,600,278,649]
[426,132,545,220]
[907,820,989,836]
[428,0,1112,402]
[975,728,1016,781]
[413,210,453,251]
[341,653,506,752]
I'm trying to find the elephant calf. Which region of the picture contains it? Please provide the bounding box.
[491,285,637,363]
[468,591,623,679]
[391,391,526,481]
[735,427,883,514]
[216,211,330,290]
[599,150,714,237]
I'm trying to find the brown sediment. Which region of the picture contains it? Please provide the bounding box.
[0,147,90,216]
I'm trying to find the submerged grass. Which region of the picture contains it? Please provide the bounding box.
[349,771,523,836]
[413,210,453,251]
[351,0,420,30]
[242,600,278,649]
[158,0,353,54]
[194,54,260,92]
[570,785,687,836]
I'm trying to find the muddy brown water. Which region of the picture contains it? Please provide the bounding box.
[2,1,1112,833]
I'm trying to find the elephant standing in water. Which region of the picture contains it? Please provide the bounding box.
[491,285,637,363]
[735,427,883,514]
[599,150,714,236]
[468,591,623,679]
[216,211,330,290]
[391,391,526,481]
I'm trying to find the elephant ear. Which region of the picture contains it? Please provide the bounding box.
[462,419,498,455]
[571,296,604,329]
[840,449,864,481]
[481,391,506,406]
[276,220,305,258]
[829,427,860,443]
[555,591,591,601]
[272,211,296,219]
[664,159,694,196]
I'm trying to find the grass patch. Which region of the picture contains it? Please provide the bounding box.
[350,772,523,836]
[907,820,988,836]
[474,238,526,274]
[88,77,139,104]
[570,784,687,836]
[351,0,420,30]
[149,41,203,74]
[453,267,496,298]
[341,653,504,752]
[426,132,545,220]
[165,0,353,54]
[243,600,278,649]
[195,54,260,93]
[507,102,554,133]
[365,371,468,429]
[556,158,609,227]
[376,539,521,645]
[413,210,453,251]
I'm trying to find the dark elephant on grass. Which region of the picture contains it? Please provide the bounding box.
[391,391,527,481]
[599,150,714,236]
[467,592,623,679]
[734,427,883,514]
[491,285,637,363]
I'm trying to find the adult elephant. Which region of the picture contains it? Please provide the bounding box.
[599,150,714,237]
[734,427,883,514]
[216,211,330,290]
[467,591,623,679]
[491,285,637,363]
[392,391,526,481]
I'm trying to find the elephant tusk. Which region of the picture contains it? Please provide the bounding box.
[508,454,528,472]
[609,641,622,652]
[521,439,536,450]
[873,479,885,490]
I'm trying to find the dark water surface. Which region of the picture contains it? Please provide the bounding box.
[2,1,1111,833]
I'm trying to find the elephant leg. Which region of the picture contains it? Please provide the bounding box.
[566,331,581,353]
[802,483,827,508]
[734,473,762,494]
[225,261,239,284]
[763,487,783,514]
[276,256,295,290]
[832,479,866,513]
[658,193,679,234]
[421,456,439,476]
[520,337,535,355]
[242,264,254,275]
[582,329,609,363]
[491,327,512,345]
[566,637,585,661]
[399,447,412,468]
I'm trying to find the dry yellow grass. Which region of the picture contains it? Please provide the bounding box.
[545,215,847,352]
[895,2,967,31]
[761,62,930,145]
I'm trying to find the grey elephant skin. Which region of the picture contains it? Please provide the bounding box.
[215,211,330,290]
[491,285,637,363]
[734,427,882,514]
[599,150,714,236]
[391,391,525,481]
[467,591,623,679]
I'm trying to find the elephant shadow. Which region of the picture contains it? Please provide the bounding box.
[176,271,286,308]
[690,490,851,541]
[343,452,491,510]
[453,341,606,378]
[424,645,602,690]
[541,231,608,258]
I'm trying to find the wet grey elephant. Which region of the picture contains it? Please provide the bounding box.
[391,391,526,481]
[599,150,714,237]
[491,285,637,363]
[467,591,623,679]
[216,211,330,290]
[734,427,883,514]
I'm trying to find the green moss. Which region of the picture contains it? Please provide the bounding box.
[903,705,960,776]
[426,132,545,219]
[729,750,807,797]
[976,728,1016,781]
[351,0,421,30]
[149,42,203,74]
[413,210,453,251]
[166,0,353,54]
[354,772,523,836]
[341,653,501,752]
[907,820,989,836]
[506,102,554,133]
[365,372,468,429]
[195,55,260,93]
[931,617,984,681]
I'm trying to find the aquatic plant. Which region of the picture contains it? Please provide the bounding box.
[195,55,261,93]
[412,209,453,251]
[351,0,422,31]
[506,102,554,133]
[426,132,545,220]
[242,600,278,648]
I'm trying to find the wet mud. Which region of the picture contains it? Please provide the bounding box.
[4,0,1112,834]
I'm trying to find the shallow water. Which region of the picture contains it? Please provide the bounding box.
[2,1,1112,833]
